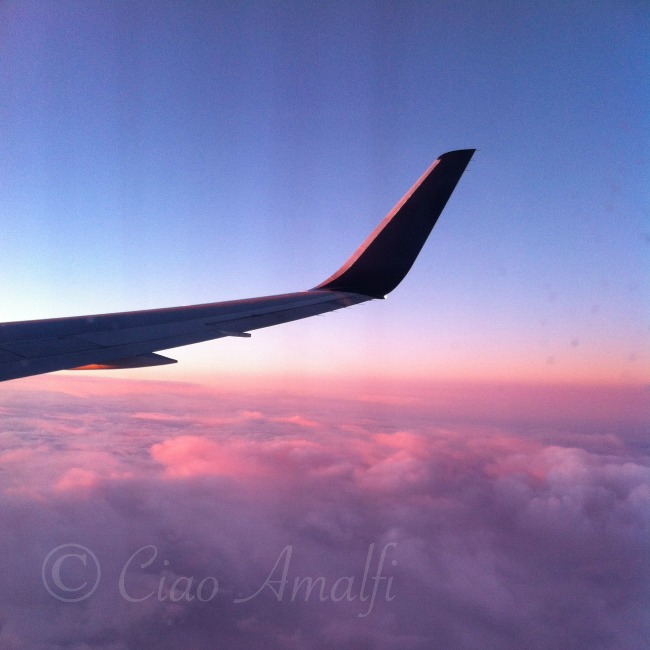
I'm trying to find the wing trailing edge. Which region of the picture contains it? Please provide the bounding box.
[72,353,178,370]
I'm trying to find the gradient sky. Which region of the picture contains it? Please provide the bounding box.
[1,4,649,648]
[1,1,647,385]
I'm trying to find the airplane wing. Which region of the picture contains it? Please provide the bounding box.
[0,149,474,382]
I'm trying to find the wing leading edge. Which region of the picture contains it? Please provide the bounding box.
[0,149,474,382]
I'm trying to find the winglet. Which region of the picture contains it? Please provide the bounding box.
[314,149,474,298]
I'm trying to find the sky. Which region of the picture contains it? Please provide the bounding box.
[0,0,647,384]
[0,2,649,649]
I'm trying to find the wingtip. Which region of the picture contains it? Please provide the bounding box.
[438,148,476,162]
[314,149,474,298]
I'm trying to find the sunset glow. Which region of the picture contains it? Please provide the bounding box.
[1,2,647,648]
[1,375,648,647]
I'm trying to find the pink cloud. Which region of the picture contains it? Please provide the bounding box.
[54,467,101,491]
[0,376,647,649]
[150,435,265,478]
[0,448,35,465]
[271,415,319,428]
[130,412,187,422]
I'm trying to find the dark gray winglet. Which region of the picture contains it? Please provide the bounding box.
[314,149,475,298]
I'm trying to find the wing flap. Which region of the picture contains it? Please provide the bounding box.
[72,353,178,370]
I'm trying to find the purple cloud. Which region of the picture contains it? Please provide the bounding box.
[0,376,647,649]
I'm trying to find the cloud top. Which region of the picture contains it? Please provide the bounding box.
[0,376,647,649]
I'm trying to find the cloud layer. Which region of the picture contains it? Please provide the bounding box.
[0,376,648,649]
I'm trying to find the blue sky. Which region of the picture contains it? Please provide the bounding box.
[1,1,647,383]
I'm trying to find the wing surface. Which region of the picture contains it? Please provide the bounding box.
[0,149,473,382]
